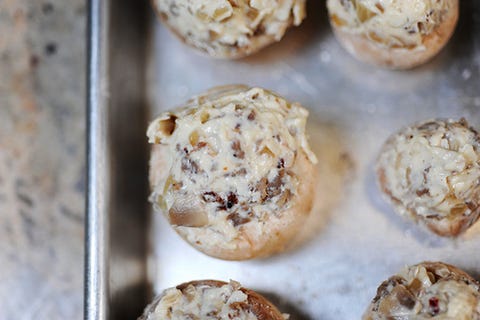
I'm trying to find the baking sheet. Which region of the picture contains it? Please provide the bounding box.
[146,2,480,319]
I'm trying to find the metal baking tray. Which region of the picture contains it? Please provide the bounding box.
[86,0,480,319]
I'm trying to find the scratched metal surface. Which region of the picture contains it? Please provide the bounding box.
[91,1,480,319]
[145,2,480,319]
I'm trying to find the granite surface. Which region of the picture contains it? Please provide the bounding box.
[0,1,85,319]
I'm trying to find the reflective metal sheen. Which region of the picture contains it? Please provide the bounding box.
[86,0,110,319]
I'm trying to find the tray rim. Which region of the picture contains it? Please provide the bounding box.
[85,0,110,319]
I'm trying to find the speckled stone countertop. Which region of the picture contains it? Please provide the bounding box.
[0,1,85,318]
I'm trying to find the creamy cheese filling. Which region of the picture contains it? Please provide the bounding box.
[148,281,258,320]
[327,0,451,49]
[148,87,316,236]
[367,264,480,320]
[153,0,305,55]
[393,265,480,319]
[377,119,480,221]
